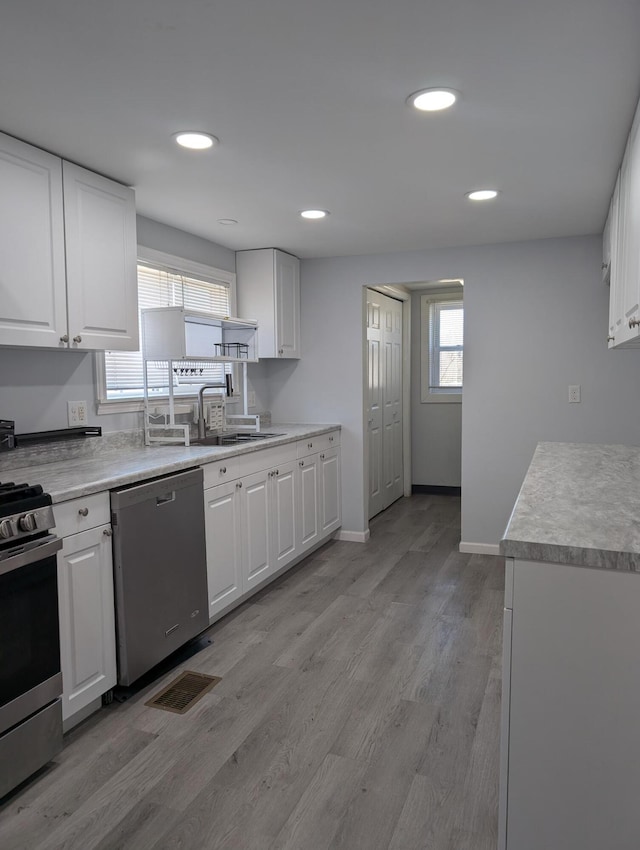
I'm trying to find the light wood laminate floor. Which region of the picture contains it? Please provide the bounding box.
[0,494,504,850]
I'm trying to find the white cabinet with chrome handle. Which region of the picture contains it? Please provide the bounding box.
[0,132,138,351]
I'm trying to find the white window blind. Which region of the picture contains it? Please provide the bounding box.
[429,300,464,391]
[104,263,232,401]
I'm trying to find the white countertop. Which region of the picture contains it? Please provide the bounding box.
[0,424,340,503]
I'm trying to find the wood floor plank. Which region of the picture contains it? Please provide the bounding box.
[153,658,367,850]
[270,753,368,850]
[0,493,503,850]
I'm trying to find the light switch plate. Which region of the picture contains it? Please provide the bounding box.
[568,385,581,403]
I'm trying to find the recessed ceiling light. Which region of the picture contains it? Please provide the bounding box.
[300,209,329,219]
[466,189,499,201]
[174,132,218,150]
[407,88,458,111]
[217,218,238,225]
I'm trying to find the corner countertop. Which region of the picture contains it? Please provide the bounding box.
[0,424,340,504]
[500,441,640,572]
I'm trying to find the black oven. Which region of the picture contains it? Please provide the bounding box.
[0,485,63,799]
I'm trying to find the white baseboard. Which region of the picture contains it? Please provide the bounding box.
[335,529,370,543]
[459,541,501,556]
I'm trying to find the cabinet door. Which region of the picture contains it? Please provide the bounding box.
[204,480,243,620]
[57,524,116,722]
[0,133,67,347]
[63,162,139,351]
[608,172,622,346]
[271,460,298,569]
[319,447,341,536]
[298,454,320,552]
[275,250,300,358]
[241,468,272,589]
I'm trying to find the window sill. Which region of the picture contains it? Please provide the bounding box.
[97,394,242,416]
[421,392,462,404]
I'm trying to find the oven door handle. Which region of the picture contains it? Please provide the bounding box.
[0,536,63,576]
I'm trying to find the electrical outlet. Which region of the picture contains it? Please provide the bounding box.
[67,400,88,426]
[568,385,581,403]
[247,391,256,408]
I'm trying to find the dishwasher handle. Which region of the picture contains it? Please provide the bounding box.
[156,491,176,506]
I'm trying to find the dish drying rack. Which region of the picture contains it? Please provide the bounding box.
[143,359,260,446]
[141,307,261,446]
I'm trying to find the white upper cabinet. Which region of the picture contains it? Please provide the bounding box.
[0,134,67,347]
[0,133,138,351]
[63,162,138,350]
[236,248,300,358]
[607,98,640,349]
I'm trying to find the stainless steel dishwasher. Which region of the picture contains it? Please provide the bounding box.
[110,467,208,686]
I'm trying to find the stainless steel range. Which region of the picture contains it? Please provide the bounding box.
[0,481,63,799]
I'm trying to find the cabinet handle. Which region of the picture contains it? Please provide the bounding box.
[629,318,640,329]
[608,336,615,342]
[220,466,227,475]
[320,453,325,460]
[73,335,82,343]
[78,508,89,517]
[236,481,243,489]
[275,469,279,476]
[60,334,69,343]
[601,262,608,270]
[329,436,334,442]
[103,528,113,537]
[308,442,313,449]
[279,348,283,355]
[299,461,304,467]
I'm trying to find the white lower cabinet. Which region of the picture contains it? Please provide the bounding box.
[298,454,320,553]
[57,523,117,723]
[203,434,341,622]
[271,460,297,571]
[319,447,341,536]
[500,557,640,850]
[203,479,243,620]
[241,467,273,590]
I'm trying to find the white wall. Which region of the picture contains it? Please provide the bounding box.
[410,290,462,487]
[269,235,640,543]
[0,216,271,434]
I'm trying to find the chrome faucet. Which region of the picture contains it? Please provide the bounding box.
[197,376,233,439]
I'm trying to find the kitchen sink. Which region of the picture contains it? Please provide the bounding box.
[191,432,285,446]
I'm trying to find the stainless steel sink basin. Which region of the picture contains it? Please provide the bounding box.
[191,432,284,446]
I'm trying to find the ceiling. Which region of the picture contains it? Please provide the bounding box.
[2,0,640,259]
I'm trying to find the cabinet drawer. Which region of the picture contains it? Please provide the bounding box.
[297,431,340,458]
[202,457,240,489]
[237,443,297,476]
[54,492,110,538]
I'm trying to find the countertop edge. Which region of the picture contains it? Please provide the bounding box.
[2,425,341,504]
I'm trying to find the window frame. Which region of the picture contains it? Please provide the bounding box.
[420,290,463,404]
[96,247,237,414]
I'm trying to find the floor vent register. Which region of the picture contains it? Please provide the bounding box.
[145,670,221,714]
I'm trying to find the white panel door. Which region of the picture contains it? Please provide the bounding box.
[204,480,243,619]
[367,294,384,518]
[367,289,404,518]
[57,525,117,722]
[271,460,298,569]
[319,447,342,536]
[241,468,272,589]
[275,250,300,358]
[382,296,404,506]
[63,161,139,351]
[0,133,67,347]
[298,454,320,552]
